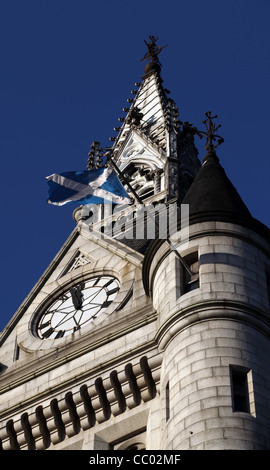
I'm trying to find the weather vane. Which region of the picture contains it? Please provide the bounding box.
[140,35,167,66]
[197,111,224,154]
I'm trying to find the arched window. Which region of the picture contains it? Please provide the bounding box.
[114,431,146,450]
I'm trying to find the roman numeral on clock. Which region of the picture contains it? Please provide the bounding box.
[107,286,120,296]
[42,327,55,339]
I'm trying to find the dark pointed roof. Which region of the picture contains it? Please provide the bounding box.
[182,150,252,222]
[182,150,270,240]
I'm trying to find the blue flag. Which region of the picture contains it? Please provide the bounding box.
[46,167,132,206]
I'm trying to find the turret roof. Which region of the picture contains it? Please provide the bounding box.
[182,150,252,222]
[181,148,270,242]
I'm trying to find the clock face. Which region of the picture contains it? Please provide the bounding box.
[36,275,120,339]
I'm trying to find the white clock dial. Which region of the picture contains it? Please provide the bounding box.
[36,276,120,339]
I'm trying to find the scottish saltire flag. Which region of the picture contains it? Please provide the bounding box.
[46,167,132,206]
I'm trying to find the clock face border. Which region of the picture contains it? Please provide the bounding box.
[16,267,135,352]
[35,275,121,340]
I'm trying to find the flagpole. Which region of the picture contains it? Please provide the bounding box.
[106,152,193,276]
[107,155,145,205]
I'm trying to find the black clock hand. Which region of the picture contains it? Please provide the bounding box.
[70,283,84,310]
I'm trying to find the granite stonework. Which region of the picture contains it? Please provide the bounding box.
[1,41,270,450]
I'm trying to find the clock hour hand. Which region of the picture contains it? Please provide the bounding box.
[70,283,84,310]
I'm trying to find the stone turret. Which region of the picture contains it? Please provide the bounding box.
[143,121,270,448]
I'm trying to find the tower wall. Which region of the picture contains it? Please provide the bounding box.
[160,319,270,450]
[148,220,270,450]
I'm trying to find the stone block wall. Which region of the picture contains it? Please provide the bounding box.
[160,319,270,449]
[149,220,270,449]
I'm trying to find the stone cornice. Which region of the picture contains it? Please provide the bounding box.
[0,350,163,450]
[156,299,270,351]
[0,305,157,400]
[0,339,160,419]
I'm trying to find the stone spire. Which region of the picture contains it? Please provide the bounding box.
[106,37,200,205]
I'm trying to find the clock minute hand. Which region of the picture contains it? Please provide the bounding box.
[70,284,84,310]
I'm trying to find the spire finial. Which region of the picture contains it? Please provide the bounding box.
[197,111,224,158]
[140,35,167,66]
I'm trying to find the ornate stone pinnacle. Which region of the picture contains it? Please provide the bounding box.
[197,111,224,155]
[139,35,167,66]
[87,141,104,169]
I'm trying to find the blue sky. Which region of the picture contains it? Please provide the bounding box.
[1,0,270,331]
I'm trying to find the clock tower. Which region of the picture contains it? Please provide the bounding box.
[0,38,270,451]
